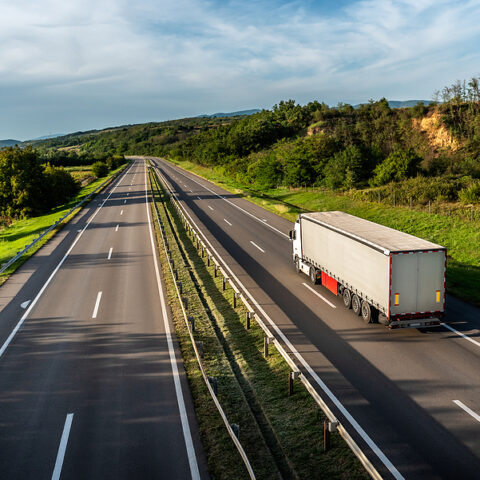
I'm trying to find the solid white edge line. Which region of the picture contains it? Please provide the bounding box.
[108,247,113,260]
[224,219,232,226]
[161,160,289,239]
[0,163,133,358]
[208,206,214,210]
[250,241,265,253]
[159,171,403,480]
[302,283,337,309]
[453,400,480,423]
[92,291,102,318]
[51,413,74,480]
[144,162,200,480]
[441,323,480,348]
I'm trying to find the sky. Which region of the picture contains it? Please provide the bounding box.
[2,0,480,140]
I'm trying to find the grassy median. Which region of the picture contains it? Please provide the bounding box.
[149,168,368,479]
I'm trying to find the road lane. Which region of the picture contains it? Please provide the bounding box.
[0,160,207,479]
[152,156,480,479]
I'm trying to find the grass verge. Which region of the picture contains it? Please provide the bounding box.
[149,167,368,479]
[167,158,480,306]
[0,164,128,285]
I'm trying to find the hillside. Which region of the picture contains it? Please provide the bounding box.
[28,80,480,205]
[0,139,21,147]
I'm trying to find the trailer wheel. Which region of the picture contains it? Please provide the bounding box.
[361,300,372,324]
[295,257,301,274]
[309,267,318,284]
[342,289,351,309]
[352,294,361,316]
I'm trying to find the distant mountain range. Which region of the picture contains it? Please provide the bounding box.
[0,139,21,147]
[354,100,432,109]
[198,109,261,118]
[29,133,64,141]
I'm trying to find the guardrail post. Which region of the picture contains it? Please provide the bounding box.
[246,312,253,329]
[214,265,218,277]
[324,420,330,452]
[222,277,228,291]
[208,376,218,396]
[188,316,195,332]
[230,424,240,439]
[174,269,178,280]
[289,371,300,396]
[207,256,211,267]
[233,292,240,308]
[170,258,175,269]
[182,297,188,310]
[176,281,182,294]
[264,337,269,357]
[201,246,205,258]
[196,341,204,357]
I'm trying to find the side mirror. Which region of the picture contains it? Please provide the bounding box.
[289,230,296,240]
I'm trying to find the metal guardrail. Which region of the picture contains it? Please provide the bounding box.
[152,163,383,480]
[0,165,129,275]
[148,167,256,480]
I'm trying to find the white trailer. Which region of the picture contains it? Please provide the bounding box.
[290,211,446,329]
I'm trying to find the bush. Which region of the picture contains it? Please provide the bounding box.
[43,164,80,208]
[352,176,472,205]
[459,182,480,203]
[371,149,421,186]
[92,161,109,178]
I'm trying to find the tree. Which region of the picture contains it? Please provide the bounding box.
[43,164,80,209]
[0,147,46,217]
[92,161,109,178]
[371,149,421,186]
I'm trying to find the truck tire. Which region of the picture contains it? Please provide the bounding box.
[309,267,318,284]
[361,300,372,324]
[352,294,361,316]
[342,289,351,309]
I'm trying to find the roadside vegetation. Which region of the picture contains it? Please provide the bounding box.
[149,167,368,479]
[0,147,127,283]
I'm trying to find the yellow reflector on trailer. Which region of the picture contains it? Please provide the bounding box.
[436,290,441,303]
[394,293,399,306]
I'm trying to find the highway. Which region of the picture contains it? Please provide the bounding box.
[0,160,208,479]
[152,156,480,480]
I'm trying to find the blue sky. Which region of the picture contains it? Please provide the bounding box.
[2,0,480,140]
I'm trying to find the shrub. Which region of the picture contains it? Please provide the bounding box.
[371,149,421,186]
[92,161,109,178]
[459,182,480,203]
[43,164,80,208]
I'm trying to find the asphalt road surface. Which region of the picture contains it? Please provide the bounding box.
[151,156,480,480]
[0,160,208,480]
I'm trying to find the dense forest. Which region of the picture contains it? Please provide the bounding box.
[27,77,480,205]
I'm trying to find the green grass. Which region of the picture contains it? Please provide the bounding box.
[0,164,127,283]
[64,166,94,183]
[149,168,368,479]
[168,158,480,305]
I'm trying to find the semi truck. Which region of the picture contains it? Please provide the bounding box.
[289,211,446,329]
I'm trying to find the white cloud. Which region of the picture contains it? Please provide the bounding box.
[1,0,480,138]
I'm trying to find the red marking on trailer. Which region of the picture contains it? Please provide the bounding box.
[321,271,338,295]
